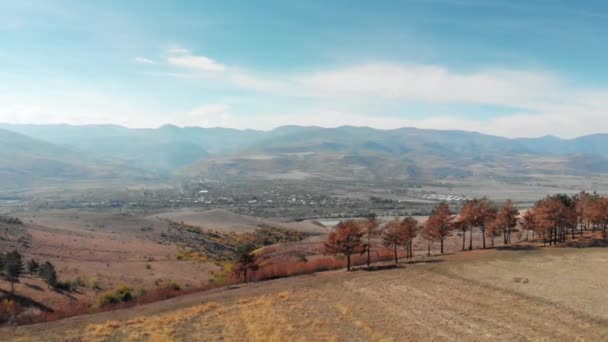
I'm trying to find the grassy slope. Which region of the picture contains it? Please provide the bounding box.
[5,247,608,341]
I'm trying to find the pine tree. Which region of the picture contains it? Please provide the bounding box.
[3,251,24,295]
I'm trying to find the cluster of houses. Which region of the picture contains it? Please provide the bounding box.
[421,193,471,202]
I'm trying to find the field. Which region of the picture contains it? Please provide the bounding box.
[0,208,325,314]
[4,246,608,341]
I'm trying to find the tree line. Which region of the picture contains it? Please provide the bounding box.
[322,192,606,270]
[233,192,606,280]
[0,250,58,296]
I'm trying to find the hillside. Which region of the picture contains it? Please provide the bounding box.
[153,209,326,234]
[5,248,608,341]
[0,129,155,188]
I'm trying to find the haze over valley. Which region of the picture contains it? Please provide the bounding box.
[3,1,608,341]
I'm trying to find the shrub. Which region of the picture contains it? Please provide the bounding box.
[94,285,135,309]
[90,278,102,291]
[163,280,181,291]
[176,249,208,262]
[135,288,147,297]
[209,262,237,285]
[54,277,85,292]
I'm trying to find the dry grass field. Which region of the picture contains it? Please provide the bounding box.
[0,208,330,316]
[4,246,608,341]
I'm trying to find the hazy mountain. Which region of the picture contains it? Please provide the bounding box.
[4,123,608,184]
[0,129,156,188]
[0,124,216,173]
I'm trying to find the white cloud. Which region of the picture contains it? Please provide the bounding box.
[226,64,564,111]
[166,48,226,73]
[177,104,234,127]
[5,47,608,138]
[134,57,156,65]
[291,65,561,107]
[154,52,608,138]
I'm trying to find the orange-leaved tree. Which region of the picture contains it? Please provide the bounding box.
[426,203,454,254]
[324,220,365,271]
[497,200,519,245]
[458,199,477,251]
[474,198,497,249]
[401,216,419,259]
[383,219,407,264]
[362,213,381,268]
[520,209,536,241]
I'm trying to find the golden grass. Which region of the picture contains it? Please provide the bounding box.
[224,292,305,342]
[82,302,223,341]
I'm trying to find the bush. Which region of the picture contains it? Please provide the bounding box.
[209,262,236,285]
[90,278,101,291]
[163,280,181,291]
[94,285,135,309]
[135,288,147,297]
[54,277,85,292]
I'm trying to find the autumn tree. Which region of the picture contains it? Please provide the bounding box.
[324,220,365,271]
[497,200,519,245]
[458,199,477,251]
[485,216,502,247]
[452,217,469,251]
[402,217,419,259]
[528,194,576,245]
[520,210,536,241]
[362,213,381,268]
[420,221,435,257]
[383,220,407,264]
[426,203,454,254]
[474,198,497,249]
[234,244,259,283]
[574,191,590,236]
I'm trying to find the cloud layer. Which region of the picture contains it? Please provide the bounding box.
[3,47,608,139]
[131,48,606,138]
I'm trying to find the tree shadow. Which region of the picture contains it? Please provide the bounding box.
[564,237,608,248]
[52,288,79,301]
[0,289,54,313]
[495,245,540,251]
[361,264,401,272]
[24,283,44,291]
[359,259,444,272]
[404,259,444,265]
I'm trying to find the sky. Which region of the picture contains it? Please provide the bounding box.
[2,0,608,138]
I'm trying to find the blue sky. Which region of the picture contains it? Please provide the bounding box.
[2,0,608,137]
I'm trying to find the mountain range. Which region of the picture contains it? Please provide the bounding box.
[2,123,608,186]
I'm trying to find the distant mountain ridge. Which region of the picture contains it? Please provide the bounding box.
[0,128,157,188]
[3,123,608,184]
